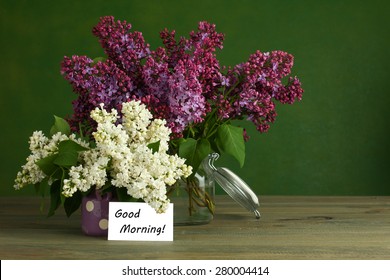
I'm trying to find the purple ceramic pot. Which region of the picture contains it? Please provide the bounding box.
[81,190,114,236]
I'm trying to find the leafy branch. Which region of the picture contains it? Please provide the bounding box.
[35,116,88,217]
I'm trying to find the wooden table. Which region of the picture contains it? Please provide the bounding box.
[1,196,389,259]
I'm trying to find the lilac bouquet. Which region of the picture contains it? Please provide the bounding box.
[61,16,303,174]
[14,16,303,221]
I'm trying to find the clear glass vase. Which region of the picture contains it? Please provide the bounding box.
[167,157,215,225]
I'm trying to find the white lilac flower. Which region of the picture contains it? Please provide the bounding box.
[14,131,90,190]
[121,100,153,143]
[28,130,49,152]
[63,100,192,213]
[146,119,170,152]
[15,100,191,213]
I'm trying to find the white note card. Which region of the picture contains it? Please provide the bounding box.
[108,202,173,241]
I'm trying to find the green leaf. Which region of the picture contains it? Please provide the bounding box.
[116,188,138,202]
[35,178,50,197]
[58,139,89,153]
[47,180,62,217]
[194,138,212,169]
[178,138,211,174]
[36,154,59,176]
[216,124,245,167]
[64,192,82,217]
[53,140,88,167]
[178,138,197,163]
[147,140,160,153]
[100,182,114,194]
[50,115,71,136]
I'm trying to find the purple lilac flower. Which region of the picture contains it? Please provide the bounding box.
[139,48,207,136]
[274,76,304,104]
[61,16,303,139]
[160,21,224,100]
[159,28,187,69]
[92,16,150,86]
[188,21,224,98]
[142,48,170,103]
[237,88,276,133]
[219,50,303,132]
[61,55,134,132]
[167,59,206,134]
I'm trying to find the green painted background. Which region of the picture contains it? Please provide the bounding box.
[1,0,389,196]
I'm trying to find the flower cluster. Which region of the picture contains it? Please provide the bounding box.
[64,101,191,213]
[14,17,304,218]
[15,101,192,214]
[61,16,303,140]
[224,50,304,132]
[14,132,89,190]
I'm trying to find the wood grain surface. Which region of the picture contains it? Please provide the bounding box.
[1,196,389,260]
